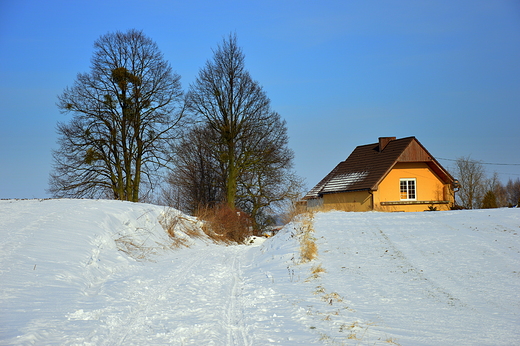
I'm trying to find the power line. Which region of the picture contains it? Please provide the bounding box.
[435,157,520,166]
[495,173,520,176]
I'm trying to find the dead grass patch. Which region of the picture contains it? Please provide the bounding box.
[297,213,318,263]
[306,263,326,281]
[114,228,167,261]
[158,208,204,248]
[322,291,343,305]
[385,337,402,345]
[311,263,326,274]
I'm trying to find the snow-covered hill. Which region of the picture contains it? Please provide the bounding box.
[0,199,519,345]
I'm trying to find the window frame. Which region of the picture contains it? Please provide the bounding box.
[399,178,417,201]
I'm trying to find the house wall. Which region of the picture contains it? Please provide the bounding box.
[321,191,372,212]
[306,197,323,209]
[374,162,454,212]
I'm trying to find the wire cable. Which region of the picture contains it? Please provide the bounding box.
[435,157,520,166]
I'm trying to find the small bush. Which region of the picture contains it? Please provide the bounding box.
[195,204,253,243]
[481,190,498,209]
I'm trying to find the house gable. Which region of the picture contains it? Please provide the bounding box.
[366,138,454,192]
[395,138,453,184]
[375,162,452,211]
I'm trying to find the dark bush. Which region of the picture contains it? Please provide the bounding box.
[481,190,498,209]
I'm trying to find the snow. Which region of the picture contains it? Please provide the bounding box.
[1,199,519,345]
[319,171,369,194]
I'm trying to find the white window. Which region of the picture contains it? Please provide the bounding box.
[400,178,416,200]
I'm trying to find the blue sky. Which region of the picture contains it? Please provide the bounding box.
[1,0,519,199]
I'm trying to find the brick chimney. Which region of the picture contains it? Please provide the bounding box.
[378,137,396,152]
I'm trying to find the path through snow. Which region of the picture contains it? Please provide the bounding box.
[25,243,315,345]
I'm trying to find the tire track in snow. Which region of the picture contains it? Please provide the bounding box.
[374,226,466,308]
[225,252,249,346]
[0,205,62,276]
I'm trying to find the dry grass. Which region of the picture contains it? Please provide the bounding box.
[385,337,402,345]
[115,232,161,261]
[158,208,203,248]
[311,263,326,274]
[297,213,318,263]
[114,226,171,261]
[306,263,326,281]
[301,236,318,262]
[322,291,343,305]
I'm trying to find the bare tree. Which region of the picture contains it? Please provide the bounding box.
[49,29,185,201]
[163,125,224,214]
[186,33,286,209]
[486,172,508,207]
[452,156,486,209]
[168,34,302,228]
[506,178,520,207]
[234,115,305,229]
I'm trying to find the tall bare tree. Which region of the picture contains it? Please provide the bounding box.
[452,156,486,209]
[49,29,185,201]
[163,117,303,229]
[187,33,285,209]
[171,34,302,228]
[505,178,520,207]
[486,172,508,207]
[234,115,304,229]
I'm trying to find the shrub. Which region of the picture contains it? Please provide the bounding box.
[481,190,498,209]
[195,204,253,243]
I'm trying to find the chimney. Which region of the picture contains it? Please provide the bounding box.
[378,137,396,152]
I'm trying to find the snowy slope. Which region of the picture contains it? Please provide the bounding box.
[279,210,520,345]
[0,199,519,345]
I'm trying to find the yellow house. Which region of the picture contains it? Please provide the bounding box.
[304,137,456,212]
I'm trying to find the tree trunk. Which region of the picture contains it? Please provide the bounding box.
[225,143,237,209]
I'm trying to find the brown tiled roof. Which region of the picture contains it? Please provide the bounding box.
[304,137,453,199]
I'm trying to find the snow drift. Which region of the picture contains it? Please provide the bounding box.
[0,199,519,345]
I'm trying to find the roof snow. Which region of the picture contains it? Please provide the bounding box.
[305,171,369,199]
[318,171,369,194]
